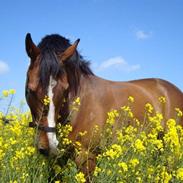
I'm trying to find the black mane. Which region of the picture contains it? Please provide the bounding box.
[37,34,94,95]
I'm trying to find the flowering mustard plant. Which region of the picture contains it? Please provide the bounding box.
[1,93,183,183]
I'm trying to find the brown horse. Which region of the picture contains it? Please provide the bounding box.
[25,33,183,175]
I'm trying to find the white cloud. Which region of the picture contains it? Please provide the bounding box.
[0,60,10,74]
[96,56,140,72]
[136,30,152,40]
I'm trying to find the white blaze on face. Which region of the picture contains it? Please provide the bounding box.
[47,76,59,154]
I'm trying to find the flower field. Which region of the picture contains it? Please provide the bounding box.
[0,90,183,183]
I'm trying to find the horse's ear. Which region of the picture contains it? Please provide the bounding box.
[59,39,80,62]
[25,33,40,60]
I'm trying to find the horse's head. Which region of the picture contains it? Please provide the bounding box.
[25,33,80,155]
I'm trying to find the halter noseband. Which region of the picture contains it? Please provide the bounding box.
[29,121,56,132]
[28,104,56,133]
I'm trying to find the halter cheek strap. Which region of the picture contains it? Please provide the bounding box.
[28,100,57,133]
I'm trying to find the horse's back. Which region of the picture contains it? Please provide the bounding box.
[129,78,183,110]
[92,77,183,124]
[123,78,183,124]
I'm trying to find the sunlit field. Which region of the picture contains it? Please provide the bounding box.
[0,90,183,183]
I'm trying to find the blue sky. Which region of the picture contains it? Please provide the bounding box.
[0,0,183,107]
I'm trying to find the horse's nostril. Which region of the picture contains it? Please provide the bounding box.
[39,148,49,156]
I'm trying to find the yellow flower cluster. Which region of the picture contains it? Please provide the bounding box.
[128,96,134,103]
[175,108,183,117]
[1,93,183,183]
[106,109,119,125]
[134,139,146,152]
[2,89,16,97]
[145,103,154,113]
[148,112,163,133]
[75,172,86,183]
[73,97,81,105]
[176,168,183,180]
[118,162,128,172]
[57,124,73,151]
[78,130,87,137]
[43,95,50,105]
[93,166,102,176]
[71,97,81,111]
[121,106,133,118]
[93,96,183,183]
[158,96,166,104]
[103,144,123,159]
[163,119,181,154]
[129,158,139,168]
[0,94,49,182]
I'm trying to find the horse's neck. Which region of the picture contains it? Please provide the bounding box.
[66,75,100,118]
[75,75,103,98]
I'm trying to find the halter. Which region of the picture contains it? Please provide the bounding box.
[28,102,71,133]
[29,121,56,132]
[28,103,57,133]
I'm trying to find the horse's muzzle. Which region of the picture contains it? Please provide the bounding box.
[39,148,49,156]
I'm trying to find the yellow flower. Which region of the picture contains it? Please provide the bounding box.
[9,137,17,145]
[106,110,119,125]
[107,169,112,175]
[0,149,5,161]
[158,96,166,104]
[93,125,99,133]
[136,177,142,183]
[147,167,154,175]
[75,97,81,105]
[104,144,122,159]
[148,112,163,132]
[78,131,87,137]
[134,139,146,152]
[75,141,82,151]
[94,166,102,176]
[164,119,180,153]
[121,106,133,118]
[118,162,128,172]
[154,139,163,151]
[145,103,154,113]
[71,97,80,111]
[73,97,81,105]
[128,96,134,103]
[75,172,86,183]
[129,158,139,168]
[26,146,36,156]
[116,130,123,142]
[176,168,183,180]
[75,141,82,146]
[62,138,72,145]
[175,108,183,117]
[104,149,117,159]
[53,164,62,174]
[161,166,172,183]
[43,96,50,105]
[9,89,16,95]
[2,90,9,97]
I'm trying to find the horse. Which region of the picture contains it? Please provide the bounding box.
[25,33,183,176]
